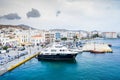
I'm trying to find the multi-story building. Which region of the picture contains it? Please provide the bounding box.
[16,32,30,45]
[102,32,117,38]
[55,32,61,40]
[0,37,19,47]
[67,31,76,40]
[117,32,120,38]
[44,31,55,43]
[76,31,89,39]
[49,29,68,41]
[31,34,44,45]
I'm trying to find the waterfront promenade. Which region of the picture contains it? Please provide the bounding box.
[0,46,41,76]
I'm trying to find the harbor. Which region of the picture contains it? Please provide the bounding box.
[0,39,120,80]
[0,38,113,76]
[0,38,115,77]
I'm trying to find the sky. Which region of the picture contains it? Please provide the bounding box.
[0,0,120,32]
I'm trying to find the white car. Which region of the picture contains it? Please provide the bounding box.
[0,50,6,54]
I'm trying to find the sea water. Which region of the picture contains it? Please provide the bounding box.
[0,39,120,80]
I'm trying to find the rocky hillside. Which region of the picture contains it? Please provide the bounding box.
[0,24,35,30]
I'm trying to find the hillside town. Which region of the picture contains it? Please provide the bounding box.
[0,25,119,47]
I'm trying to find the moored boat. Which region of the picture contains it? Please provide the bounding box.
[69,47,83,53]
[38,43,78,60]
[90,42,105,54]
[90,50,105,53]
[108,44,112,47]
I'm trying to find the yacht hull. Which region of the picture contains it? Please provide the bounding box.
[38,54,77,60]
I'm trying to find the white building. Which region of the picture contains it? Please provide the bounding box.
[77,31,89,39]
[0,37,19,46]
[0,37,9,46]
[31,34,45,45]
[117,32,120,38]
[102,32,117,38]
[67,31,76,40]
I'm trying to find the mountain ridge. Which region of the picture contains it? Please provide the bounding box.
[0,24,36,30]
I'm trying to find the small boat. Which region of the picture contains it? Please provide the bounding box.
[90,50,105,53]
[38,43,79,60]
[108,44,112,47]
[94,37,104,40]
[90,42,105,54]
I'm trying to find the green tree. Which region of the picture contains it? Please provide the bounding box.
[61,37,67,41]
[3,46,8,50]
[92,34,99,38]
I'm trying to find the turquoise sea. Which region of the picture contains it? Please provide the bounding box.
[0,39,120,80]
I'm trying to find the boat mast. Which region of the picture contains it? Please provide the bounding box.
[94,42,96,50]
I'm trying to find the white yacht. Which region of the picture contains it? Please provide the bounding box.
[38,43,78,60]
[69,47,83,53]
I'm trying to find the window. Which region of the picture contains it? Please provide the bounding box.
[51,49,56,52]
[60,49,65,52]
[55,46,62,48]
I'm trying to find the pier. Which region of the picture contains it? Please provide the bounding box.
[8,52,40,71]
[0,46,41,76]
[82,43,112,53]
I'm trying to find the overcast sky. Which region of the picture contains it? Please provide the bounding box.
[0,0,120,32]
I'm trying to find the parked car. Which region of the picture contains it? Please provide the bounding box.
[18,47,25,51]
[7,48,13,51]
[19,51,28,56]
[0,50,6,54]
[6,50,9,53]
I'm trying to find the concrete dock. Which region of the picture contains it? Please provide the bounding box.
[82,43,112,52]
[8,52,40,71]
[0,46,41,76]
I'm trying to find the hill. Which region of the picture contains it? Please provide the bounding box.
[0,24,35,30]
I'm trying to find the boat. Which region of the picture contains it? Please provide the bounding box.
[108,44,112,47]
[38,43,79,60]
[90,50,105,53]
[69,47,83,53]
[90,42,105,54]
[94,37,104,40]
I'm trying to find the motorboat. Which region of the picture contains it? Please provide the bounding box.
[69,47,83,53]
[90,50,105,53]
[38,43,79,60]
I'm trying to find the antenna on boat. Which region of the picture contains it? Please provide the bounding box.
[94,42,96,50]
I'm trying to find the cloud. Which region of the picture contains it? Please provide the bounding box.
[0,13,21,20]
[26,8,40,18]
